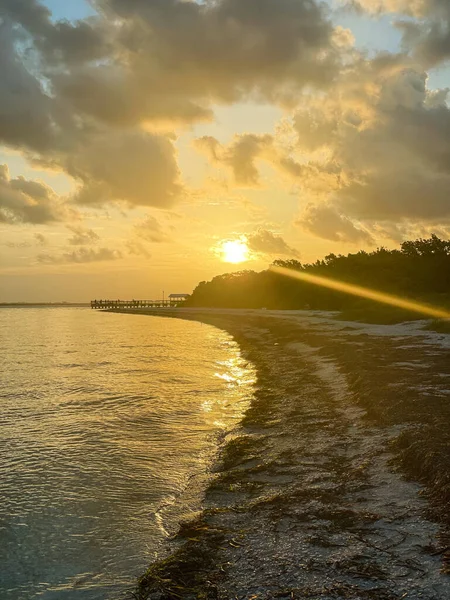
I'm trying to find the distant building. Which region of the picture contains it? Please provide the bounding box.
[169,293,190,306]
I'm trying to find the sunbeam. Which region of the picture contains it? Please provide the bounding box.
[271,266,450,320]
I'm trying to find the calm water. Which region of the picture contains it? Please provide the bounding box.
[0,308,255,599]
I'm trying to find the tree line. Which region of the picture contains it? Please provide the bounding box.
[186,235,450,315]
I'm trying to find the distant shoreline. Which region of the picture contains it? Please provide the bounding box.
[0,303,90,307]
[105,308,450,599]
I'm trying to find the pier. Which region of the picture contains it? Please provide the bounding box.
[91,294,190,310]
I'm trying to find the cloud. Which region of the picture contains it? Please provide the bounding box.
[0,17,183,212]
[4,240,32,249]
[348,0,427,15]
[67,226,100,245]
[135,215,171,243]
[2,0,450,241]
[372,220,450,243]
[350,1,450,66]
[65,131,183,209]
[0,0,348,217]
[126,240,152,258]
[0,23,58,153]
[397,17,450,67]
[247,229,300,257]
[61,0,337,127]
[0,164,73,224]
[194,134,307,187]
[1,0,338,146]
[0,0,109,65]
[38,247,122,264]
[3,233,48,248]
[195,135,274,186]
[34,233,48,246]
[288,54,450,235]
[338,170,450,221]
[298,204,375,244]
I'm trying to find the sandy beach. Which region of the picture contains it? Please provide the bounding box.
[111,309,450,600]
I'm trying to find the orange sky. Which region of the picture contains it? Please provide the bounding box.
[1,0,450,301]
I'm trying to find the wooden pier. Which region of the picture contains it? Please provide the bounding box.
[91,295,189,310]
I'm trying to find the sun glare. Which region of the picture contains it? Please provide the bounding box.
[271,266,450,320]
[219,240,250,264]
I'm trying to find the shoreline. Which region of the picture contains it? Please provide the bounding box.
[111,309,450,599]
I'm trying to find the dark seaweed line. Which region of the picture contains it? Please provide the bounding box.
[112,310,450,600]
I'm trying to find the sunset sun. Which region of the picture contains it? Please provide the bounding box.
[219,240,250,264]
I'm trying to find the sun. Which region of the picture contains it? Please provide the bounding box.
[219,240,250,264]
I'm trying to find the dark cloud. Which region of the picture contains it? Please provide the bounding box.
[1,0,338,144]
[0,22,182,211]
[2,0,450,235]
[179,50,450,241]
[34,233,48,245]
[338,170,450,221]
[82,0,336,119]
[44,0,338,134]
[38,247,122,264]
[397,17,450,67]
[195,135,274,186]
[0,0,109,65]
[0,23,57,152]
[290,54,450,237]
[194,134,306,186]
[0,164,73,224]
[67,226,100,245]
[67,131,182,208]
[351,1,450,66]
[0,0,344,217]
[298,204,375,244]
[247,229,300,257]
[54,68,213,129]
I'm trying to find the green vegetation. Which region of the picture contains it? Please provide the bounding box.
[186,235,450,322]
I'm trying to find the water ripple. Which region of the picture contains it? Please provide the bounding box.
[0,308,255,600]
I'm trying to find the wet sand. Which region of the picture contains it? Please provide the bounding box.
[111,309,450,600]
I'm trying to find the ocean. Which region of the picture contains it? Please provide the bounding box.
[0,308,255,599]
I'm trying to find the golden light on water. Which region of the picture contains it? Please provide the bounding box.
[218,240,250,264]
[271,266,450,320]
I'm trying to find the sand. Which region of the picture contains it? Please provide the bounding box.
[110,308,450,600]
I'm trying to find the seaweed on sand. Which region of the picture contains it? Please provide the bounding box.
[119,310,450,597]
[135,518,226,600]
[219,435,260,470]
[392,426,450,570]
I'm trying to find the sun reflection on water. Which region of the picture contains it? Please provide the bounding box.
[0,309,256,600]
[214,356,255,388]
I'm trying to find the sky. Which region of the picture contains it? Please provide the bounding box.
[1,0,450,302]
